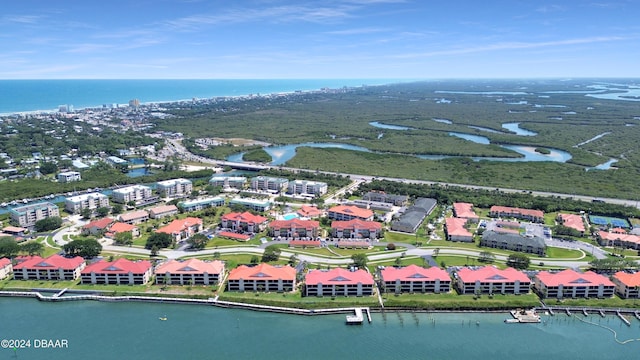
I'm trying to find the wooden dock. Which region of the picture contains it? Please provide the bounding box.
[346,308,364,325]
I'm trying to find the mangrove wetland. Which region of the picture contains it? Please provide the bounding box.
[155,79,640,200]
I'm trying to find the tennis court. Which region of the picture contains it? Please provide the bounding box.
[588,215,630,228]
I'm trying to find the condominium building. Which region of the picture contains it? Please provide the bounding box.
[327,205,373,221]
[534,269,614,299]
[81,258,153,285]
[156,178,193,198]
[65,192,110,214]
[456,266,531,295]
[155,259,225,285]
[250,176,289,192]
[209,176,246,190]
[305,268,375,297]
[227,263,296,292]
[380,265,451,294]
[57,171,81,183]
[111,185,156,205]
[229,198,272,212]
[13,255,86,281]
[9,202,60,228]
[178,197,225,212]
[287,180,328,196]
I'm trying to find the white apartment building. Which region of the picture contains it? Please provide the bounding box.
[209,176,246,189]
[65,192,110,214]
[111,185,154,205]
[156,178,193,198]
[287,180,328,196]
[57,171,82,183]
[250,176,289,192]
[9,202,60,228]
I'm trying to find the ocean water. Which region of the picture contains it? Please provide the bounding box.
[1,298,639,360]
[0,79,395,114]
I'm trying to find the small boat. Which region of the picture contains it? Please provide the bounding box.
[159,316,168,321]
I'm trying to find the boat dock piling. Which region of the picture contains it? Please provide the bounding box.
[616,311,631,327]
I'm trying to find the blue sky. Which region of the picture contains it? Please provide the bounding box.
[1,0,638,79]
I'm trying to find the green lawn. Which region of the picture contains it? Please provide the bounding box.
[381,292,541,309]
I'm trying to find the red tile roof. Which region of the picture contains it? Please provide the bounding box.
[598,231,640,246]
[445,217,472,237]
[82,258,152,275]
[535,269,614,287]
[0,258,11,268]
[613,271,640,288]
[14,255,85,270]
[269,219,320,230]
[156,217,203,235]
[558,213,585,232]
[228,263,295,281]
[149,204,178,215]
[221,211,268,224]
[457,266,530,284]
[289,240,322,247]
[218,231,251,241]
[331,218,381,231]
[118,210,149,222]
[490,206,544,219]
[83,217,114,230]
[2,226,27,233]
[305,268,374,286]
[381,265,450,282]
[156,259,224,275]
[453,203,478,219]
[109,222,136,233]
[328,205,373,220]
[297,205,323,218]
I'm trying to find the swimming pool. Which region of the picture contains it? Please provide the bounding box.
[283,213,299,220]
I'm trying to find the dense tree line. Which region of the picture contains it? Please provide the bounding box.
[356,180,640,218]
[258,169,351,188]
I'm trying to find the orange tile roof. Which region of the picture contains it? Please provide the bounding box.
[289,240,322,247]
[83,217,114,230]
[218,231,251,241]
[221,211,268,224]
[118,210,149,222]
[445,217,472,237]
[149,204,178,214]
[331,218,381,231]
[2,226,27,233]
[269,219,320,230]
[328,205,373,219]
[82,258,152,275]
[156,217,203,235]
[457,266,530,284]
[14,255,85,270]
[453,203,478,219]
[306,268,374,286]
[490,206,544,219]
[381,264,450,282]
[297,205,323,218]
[228,263,295,281]
[598,231,640,245]
[558,213,585,232]
[0,258,11,268]
[109,222,136,233]
[535,269,614,287]
[613,271,640,288]
[156,259,224,275]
